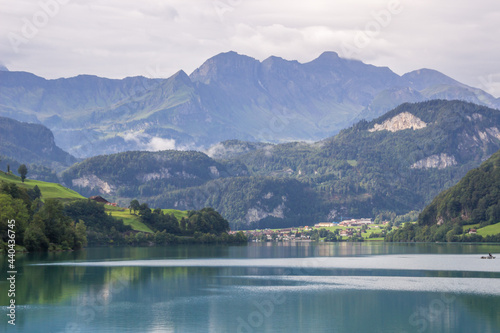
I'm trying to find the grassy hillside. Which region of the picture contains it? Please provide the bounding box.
[1,169,245,249]
[93,202,189,234]
[0,172,157,233]
[0,171,84,202]
[106,208,187,234]
[162,209,189,221]
[104,205,153,233]
[463,222,500,236]
[476,222,500,236]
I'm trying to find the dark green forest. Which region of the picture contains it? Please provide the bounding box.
[62,150,248,197]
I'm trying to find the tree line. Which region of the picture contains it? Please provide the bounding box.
[129,200,247,244]
[0,182,87,252]
[0,177,247,251]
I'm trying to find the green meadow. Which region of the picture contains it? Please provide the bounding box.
[0,172,84,202]
[104,206,154,233]
[463,222,500,237]
[0,172,189,234]
[162,209,189,220]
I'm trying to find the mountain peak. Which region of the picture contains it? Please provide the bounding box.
[403,68,461,90]
[171,69,189,80]
[306,51,341,65]
[190,51,259,84]
[0,63,8,72]
[317,51,340,60]
[167,69,193,88]
[262,55,299,65]
[305,51,360,71]
[196,51,257,65]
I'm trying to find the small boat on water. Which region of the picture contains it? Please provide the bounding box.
[481,255,496,259]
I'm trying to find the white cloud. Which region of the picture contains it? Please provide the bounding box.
[123,131,177,151]
[147,137,177,151]
[1,0,499,96]
[123,131,147,144]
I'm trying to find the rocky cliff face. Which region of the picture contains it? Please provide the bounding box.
[369,112,427,132]
[485,127,500,141]
[72,174,115,194]
[245,203,286,224]
[411,154,457,169]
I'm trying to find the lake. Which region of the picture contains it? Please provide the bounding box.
[2,242,500,333]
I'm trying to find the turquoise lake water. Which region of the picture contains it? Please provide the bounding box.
[2,242,500,332]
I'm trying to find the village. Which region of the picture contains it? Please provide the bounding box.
[87,194,394,242]
[239,218,392,242]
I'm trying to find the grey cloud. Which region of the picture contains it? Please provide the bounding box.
[0,0,499,96]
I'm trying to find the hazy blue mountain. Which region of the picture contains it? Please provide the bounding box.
[0,116,76,170]
[1,52,499,158]
[403,68,499,107]
[402,68,462,90]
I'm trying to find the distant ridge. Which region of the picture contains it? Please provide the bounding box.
[0,116,76,169]
[1,51,499,158]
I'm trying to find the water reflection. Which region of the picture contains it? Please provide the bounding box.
[1,243,500,333]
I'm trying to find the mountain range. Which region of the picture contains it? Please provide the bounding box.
[1,51,499,158]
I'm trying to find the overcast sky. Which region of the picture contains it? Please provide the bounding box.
[1,0,500,97]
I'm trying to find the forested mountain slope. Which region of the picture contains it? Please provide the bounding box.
[62,100,500,229]
[419,149,500,227]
